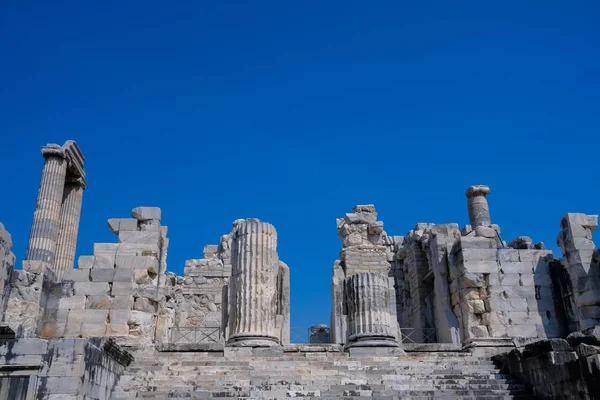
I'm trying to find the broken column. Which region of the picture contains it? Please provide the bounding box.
[346,271,398,347]
[332,205,400,349]
[227,219,280,347]
[466,185,491,229]
[25,144,68,265]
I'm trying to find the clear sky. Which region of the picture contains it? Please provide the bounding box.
[1,1,598,330]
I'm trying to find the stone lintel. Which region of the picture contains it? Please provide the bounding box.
[63,140,85,179]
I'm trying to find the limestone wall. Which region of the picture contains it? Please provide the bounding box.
[0,223,15,318]
[163,241,232,344]
[493,332,600,399]
[39,207,168,345]
[452,234,562,342]
[0,337,131,400]
[557,213,600,331]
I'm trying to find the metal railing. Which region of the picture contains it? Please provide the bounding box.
[169,326,222,344]
[400,328,438,344]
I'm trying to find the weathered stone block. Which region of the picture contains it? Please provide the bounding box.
[62,269,90,282]
[77,256,95,269]
[111,282,134,295]
[58,296,86,310]
[90,268,115,282]
[118,231,161,245]
[73,282,110,296]
[462,260,499,274]
[132,206,161,221]
[93,254,115,269]
[86,295,112,309]
[93,243,118,255]
[113,268,134,282]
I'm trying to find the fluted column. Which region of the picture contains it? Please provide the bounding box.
[26,145,68,265]
[54,177,85,280]
[345,272,398,347]
[227,218,280,347]
[466,185,491,229]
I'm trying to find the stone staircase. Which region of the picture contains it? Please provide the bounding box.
[110,347,533,399]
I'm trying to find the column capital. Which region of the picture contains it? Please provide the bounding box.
[466,185,490,198]
[41,144,66,159]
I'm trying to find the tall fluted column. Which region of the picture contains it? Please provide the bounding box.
[345,272,398,348]
[466,185,491,228]
[54,177,85,280]
[26,145,68,264]
[227,218,280,347]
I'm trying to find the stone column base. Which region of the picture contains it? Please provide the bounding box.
[227,333,280,348]
[345,333,401,351]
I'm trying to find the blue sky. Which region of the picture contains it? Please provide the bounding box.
[1,1,598,329]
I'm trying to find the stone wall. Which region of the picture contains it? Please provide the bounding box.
[39,207,168,346]
[493,330,600,399]
[0,223,15,318]
[557,213,600,331]
[452,232,562,343]
[0,337,132,400]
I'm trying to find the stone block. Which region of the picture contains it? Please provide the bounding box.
[485,297,528,312]
[90,268,116,282]
[475,226,498,238]
[462,248,498,262]
[77,256,95,269]
[58,296,86,310]
[93,254,115,269]
[111,295,134,309]
[111,282,134,296]
[462,260,499,274]
[519,250,553,262]
[471,325,489,337]
[132,206,161,221]
[498,262,534,274]
[460,236,497,249]
[507,324,538,338]
[470,300,486,314]
[109,309,130,324]
[498,249,520,263]
[37,377,80,395]
[116,243,160,258]
[108,218,138,234]
[134,269,156,285]
[129,310,155,326]
[118,231,161,245]
[86,295,112,309]
[62,269,90,282]
[8,338,49,355]
[106,323,129,336]
[460,272,485,287]
[94,243,118,255]
[113,268,134,282]
[73,282,110,296]
[133,297,156,313]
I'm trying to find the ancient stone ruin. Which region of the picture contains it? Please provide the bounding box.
[1,140,599,399]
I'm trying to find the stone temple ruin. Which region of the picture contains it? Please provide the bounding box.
[1,141,600,399]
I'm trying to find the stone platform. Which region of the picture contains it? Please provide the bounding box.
[110,347,532,399]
